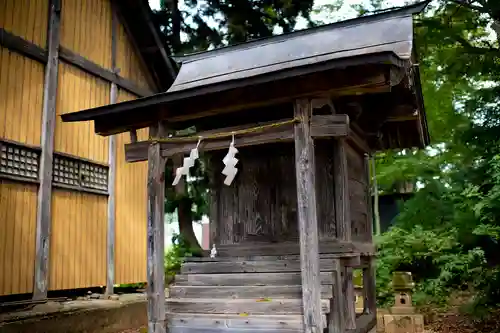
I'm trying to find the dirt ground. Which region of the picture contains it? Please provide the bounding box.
[425,311,500,333]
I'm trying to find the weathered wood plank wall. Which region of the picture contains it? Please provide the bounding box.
[0,48,44,145]
[0,0,49,297]
[49,191,108,290]
[0,0,49,48]
[209,137,370,247]
[346,144,371,242]
[210,143,300,245]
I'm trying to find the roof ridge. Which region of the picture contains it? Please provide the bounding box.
[173,0,429,64]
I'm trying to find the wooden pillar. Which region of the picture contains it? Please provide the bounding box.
[294,98,322,333]
[106,0,119,296]
[333,132,356,329]
[147,139,166,333]
[33,0,61,300]
[329,259,345,333]
[363,155,377,314]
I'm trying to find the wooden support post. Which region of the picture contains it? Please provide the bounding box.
[333,130,356,329]
[363,258,377,314]
[294,98,322,333]
[106,83,118,296]
[130,129,138,143]
[364,154,374,240]
[329,259,345,333]
[33,0,61,300]
[106,0,119,296]
[146,140,166,333]
[363,155,377,315]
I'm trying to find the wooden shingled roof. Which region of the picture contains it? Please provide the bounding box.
[62,1,430,151]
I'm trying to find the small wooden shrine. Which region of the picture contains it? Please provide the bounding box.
[62,2,429,332]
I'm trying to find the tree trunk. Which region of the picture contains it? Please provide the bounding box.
[172,155,202,252]
[178,197,202,251]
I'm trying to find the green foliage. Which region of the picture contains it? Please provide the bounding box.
[164,234,202,284]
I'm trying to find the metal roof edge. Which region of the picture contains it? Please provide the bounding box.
[173,1,429,64]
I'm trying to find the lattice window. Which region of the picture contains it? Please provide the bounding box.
[53,154,109,193]
[53,156,80,186]
[0,141,40,180]
[80,162,108,191]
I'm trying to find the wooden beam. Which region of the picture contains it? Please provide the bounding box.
[310,114,349,138]
[146,141,166,333]
[105,1,119,296]
[0,28,48,63]
[129,129,138,143]
[348,129,371,154]
[0,26,151,98]
[33,0,61,301]
[124,115,349,162]
[59,47,153,97]
[294,99,322,333]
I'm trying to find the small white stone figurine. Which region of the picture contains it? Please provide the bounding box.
[210,244,217,258]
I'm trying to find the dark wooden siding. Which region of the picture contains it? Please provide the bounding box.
[346,144,370,242]
[209,140,372,246]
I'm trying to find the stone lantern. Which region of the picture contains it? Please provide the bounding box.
[381,272,425,333]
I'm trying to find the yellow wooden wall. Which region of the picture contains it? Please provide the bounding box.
[60,0,112,69]
[0,0,155,295]
[0,37,44,296]
[49,190,107,290]
[0,0,48,47]
[0,47,44,146]
[116,20,154,92]
[0,181,37,295]
[55,63,110,164]
[115,90,148,284]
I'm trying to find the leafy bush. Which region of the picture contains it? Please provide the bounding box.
[164,233,203,284]
[375,183,487,308]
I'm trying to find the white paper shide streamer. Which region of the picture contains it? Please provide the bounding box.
[172,137,202,186]
[222,134,238,186]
